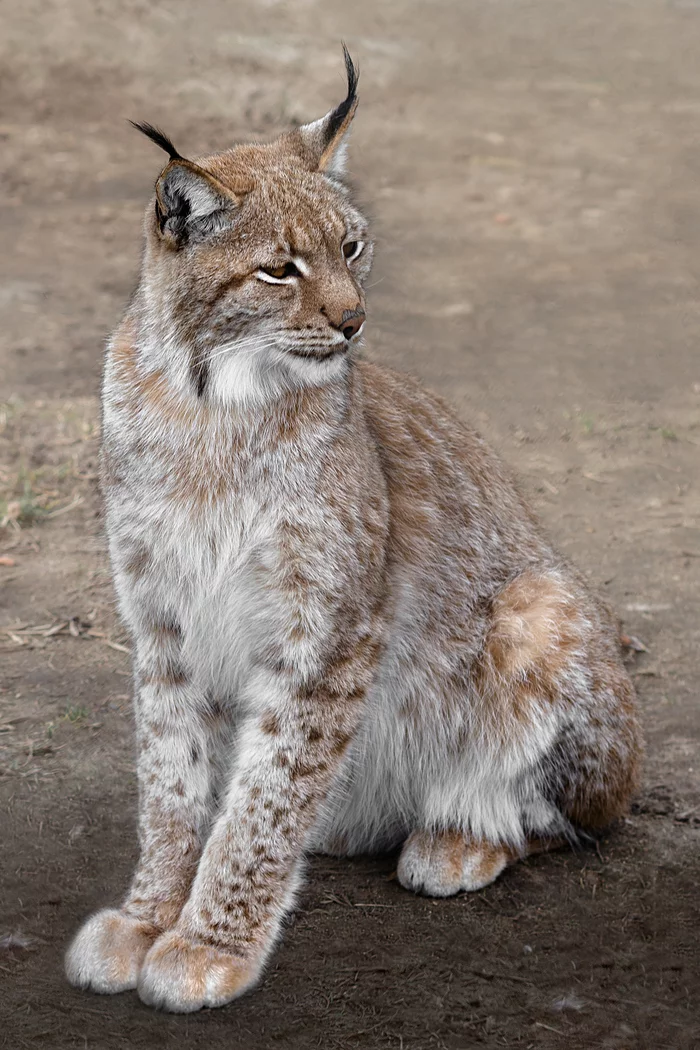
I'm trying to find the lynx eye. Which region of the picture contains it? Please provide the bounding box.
[342,240,364,263]
[256,261,301,284]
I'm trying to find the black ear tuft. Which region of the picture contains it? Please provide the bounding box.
[129,121,183,162]
[292,46,360,174]
[324,45,359,146]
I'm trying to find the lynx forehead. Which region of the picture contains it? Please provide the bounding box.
[66,50,641,1014]
[133,48,371,406]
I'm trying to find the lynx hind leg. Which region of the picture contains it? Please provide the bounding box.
[398,571,640,901]
[480,568,641,831]
[397,830,563,898]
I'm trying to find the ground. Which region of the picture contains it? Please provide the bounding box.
[1,1,699,1047]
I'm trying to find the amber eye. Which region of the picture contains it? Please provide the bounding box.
[257,261,301,283]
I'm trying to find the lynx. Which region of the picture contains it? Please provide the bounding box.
[66,51,641,1012]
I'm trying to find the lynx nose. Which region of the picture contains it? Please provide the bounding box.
[336,308,366,341]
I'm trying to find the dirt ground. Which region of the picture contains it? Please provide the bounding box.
[1,1,699,1047]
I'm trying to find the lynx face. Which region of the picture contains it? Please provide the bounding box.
[135,53,373,406]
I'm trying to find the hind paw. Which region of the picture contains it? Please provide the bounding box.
[397,830,513,897]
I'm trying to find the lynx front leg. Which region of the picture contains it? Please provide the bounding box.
[138,640,376,1012]
[66,622,218,994]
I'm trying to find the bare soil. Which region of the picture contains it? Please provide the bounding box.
[1,1,699,1047]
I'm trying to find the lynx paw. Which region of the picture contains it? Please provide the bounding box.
[397,830,512,897]
[137,930,261,1012]
[65,908,160,993]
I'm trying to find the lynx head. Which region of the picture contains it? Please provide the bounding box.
[132,48,372,406]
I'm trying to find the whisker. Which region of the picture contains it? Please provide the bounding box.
[199,338,275,360]
[195,332,345,371]
[203,333,279,353]
[197,338,280,364]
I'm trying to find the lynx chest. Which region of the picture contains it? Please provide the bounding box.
[109,440,328,701]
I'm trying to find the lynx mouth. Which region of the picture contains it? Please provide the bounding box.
[287,345,349,363]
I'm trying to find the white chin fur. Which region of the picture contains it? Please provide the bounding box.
[207,341,350,408]
[282,347,350,384]
[207,348,289,408]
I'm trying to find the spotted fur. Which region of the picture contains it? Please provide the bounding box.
[65,54,641,1012]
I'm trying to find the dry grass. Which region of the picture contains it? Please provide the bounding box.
[0,397,99,531]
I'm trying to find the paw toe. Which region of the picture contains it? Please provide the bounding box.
[397,830,464,897]
[460,842,510,891]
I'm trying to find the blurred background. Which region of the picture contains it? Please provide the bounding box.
[1,1,699,1047]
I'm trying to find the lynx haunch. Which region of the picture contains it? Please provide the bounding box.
[66,50,641,1012]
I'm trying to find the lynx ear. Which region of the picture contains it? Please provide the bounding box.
[130,121,238,246]
[154,160,238,245]
[295,46,359,177]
